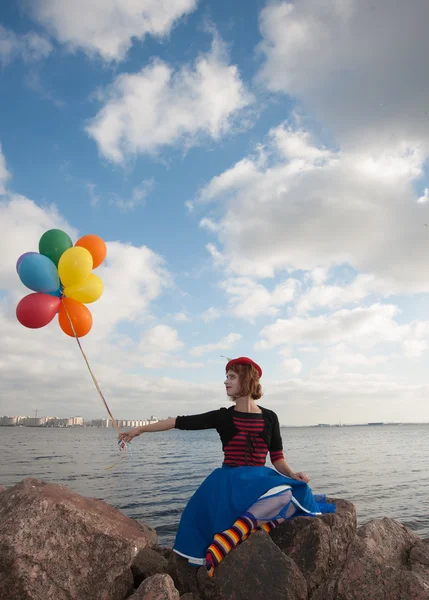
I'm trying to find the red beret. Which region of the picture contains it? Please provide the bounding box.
[225,357,262,378]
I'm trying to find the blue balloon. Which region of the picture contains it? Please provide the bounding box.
[48,288,63,297]
[18,253,60,293]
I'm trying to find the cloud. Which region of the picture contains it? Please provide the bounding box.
[221,276,301,319]
[24,72,65,108]
[140,325,183,353]
[257,0,429,150]
[0,295,210,417]
[86,36,253,163]
[172,312,190,322]
[0,25,52,66]
[198,157,262,203]
[197,122,429,291]
[30,0,198,61]
[190,333,241,357]
[205,243,225,268]
[257,304,406,350]
[86,183,101,207]
[0,145,11,194]
[315,344,389,377]
[113,179,155,211]
[201,307,221,323]
[264,373,429,425]
[296,274,385,315]
[283,358,302,375]
[134,324,205,368]
[417,189,429,205]
[402,339,428,359]
[92,242,171,333]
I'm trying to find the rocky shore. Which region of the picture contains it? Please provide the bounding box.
[0,479,428,600]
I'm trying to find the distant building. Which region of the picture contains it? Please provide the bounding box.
[0,416,18,426]
[114,417,158,428]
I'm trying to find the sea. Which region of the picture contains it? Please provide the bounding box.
[1,424,428,547]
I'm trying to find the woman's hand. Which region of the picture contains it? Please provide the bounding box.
[292,471,310,483]
[118,428,141,443]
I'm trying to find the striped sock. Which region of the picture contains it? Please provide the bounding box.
[205,515,256,577]
[259,519,279,533]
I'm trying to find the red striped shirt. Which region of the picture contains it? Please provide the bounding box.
[175,406,285,466]
[223,414,284,467]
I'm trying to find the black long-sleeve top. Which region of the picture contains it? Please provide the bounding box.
[175,405,284,467]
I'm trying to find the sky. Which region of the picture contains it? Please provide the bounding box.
[1,0,429,426]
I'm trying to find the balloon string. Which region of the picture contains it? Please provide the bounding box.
[60,299,127,466]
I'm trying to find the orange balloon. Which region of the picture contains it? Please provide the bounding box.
[75,234,107,269]
[58,298,93,337]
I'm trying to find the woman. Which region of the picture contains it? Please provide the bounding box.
[119,357,334,576]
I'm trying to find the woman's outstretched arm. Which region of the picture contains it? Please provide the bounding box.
[118,418,176,442]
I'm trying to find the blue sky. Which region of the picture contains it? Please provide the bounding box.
[1,0,429,425]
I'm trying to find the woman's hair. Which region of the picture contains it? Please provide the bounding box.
[227,363,263,400]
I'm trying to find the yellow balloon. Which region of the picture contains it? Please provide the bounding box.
[58,247,93,287]
[63,274,104,304]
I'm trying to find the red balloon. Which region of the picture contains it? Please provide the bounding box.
[16,293,61,329]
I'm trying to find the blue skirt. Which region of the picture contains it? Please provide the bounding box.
[173,465,335,565]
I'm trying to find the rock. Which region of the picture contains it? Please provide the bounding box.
[132,547,169,586]
[270,497,355,594]
[0,486,5,493]
[410,539,429,584]
[155,546,174,561]
[0,478,152,600]
[271,515,329,595]
[312,518,429,600]
[180,594,200,600]
[319,499,357,566]
[136,520,159,547]
[110,570,135,599]
[197,531,307,600]
[131,573,180,599]
[168,551,200,596]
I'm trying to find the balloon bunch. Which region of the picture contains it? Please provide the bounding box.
[16,229,106,337]
[15,230,130,468]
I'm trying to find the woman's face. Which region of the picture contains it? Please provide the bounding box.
[224,369,240,398]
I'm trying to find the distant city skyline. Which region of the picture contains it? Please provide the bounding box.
[0,414,159,428]
[1,413,427,429]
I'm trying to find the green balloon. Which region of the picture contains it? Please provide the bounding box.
[39,229,73,266]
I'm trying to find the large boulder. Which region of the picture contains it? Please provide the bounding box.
[130,573,180,599]
[270,498,355,594]
[0,478,153,600]
[312,518,429,600]
[197,530,308,600]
